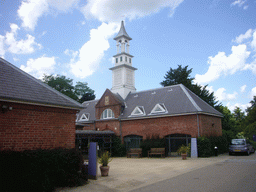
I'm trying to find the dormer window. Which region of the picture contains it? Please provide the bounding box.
[79,113,90,121]
[150,103,168,114]
[130,106,145,116]
[101,109,115,119]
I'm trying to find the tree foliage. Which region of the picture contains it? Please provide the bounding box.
[42,74,96,103]
[160,65,219,107]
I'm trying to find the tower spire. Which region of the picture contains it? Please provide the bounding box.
[110,21,137,99]
[114,21,132,41]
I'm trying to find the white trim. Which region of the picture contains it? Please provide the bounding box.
[129,106,146,116]
[79,113,90,121]
[101,109,115,119]
[149,103,168,115]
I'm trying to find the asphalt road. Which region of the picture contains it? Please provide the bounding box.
[132,153,256,192]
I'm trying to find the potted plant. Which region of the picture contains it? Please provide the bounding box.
[177,145,189,160]
[99,151,112,176]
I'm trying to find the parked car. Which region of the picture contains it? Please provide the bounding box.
[229,139,255,156]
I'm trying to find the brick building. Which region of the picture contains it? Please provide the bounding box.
[76,21,223,156]
[0,58,83,151]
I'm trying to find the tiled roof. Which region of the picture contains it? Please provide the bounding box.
[76,84,222,123]
[0,58,83,109]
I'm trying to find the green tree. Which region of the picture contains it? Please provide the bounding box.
[160,65,219,107]
[243,96,256,140]
[74,82,96,103]
[42,74,95,103]
[233,107,245,133]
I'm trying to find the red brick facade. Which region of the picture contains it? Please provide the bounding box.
[0,101,77,151]
[80,89,222,141]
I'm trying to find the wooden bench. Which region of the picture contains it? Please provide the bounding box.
[148,148,165,158]
[127,148,142,158]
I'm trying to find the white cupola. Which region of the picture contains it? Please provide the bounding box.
[110,21,137,99]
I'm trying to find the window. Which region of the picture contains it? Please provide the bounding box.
[130,106,145,116]
[101,109,115,119]
[116,58,118,63]
[79,113,90,121]
[150,103,168,114]
[129,58,131,63]
[125,57,127,62]
[124,135,143,151]
[120,56,122,62]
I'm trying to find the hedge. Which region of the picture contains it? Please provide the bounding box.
[0,148,88,192]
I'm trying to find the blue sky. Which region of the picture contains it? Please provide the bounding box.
[1,0,256,112]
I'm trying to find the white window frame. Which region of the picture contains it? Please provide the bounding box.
[101,109,115,119]
[130,106,146,116]
[79,113,90,121]
[150,103,168,114]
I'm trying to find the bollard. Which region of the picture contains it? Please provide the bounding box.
[214,146,218,156]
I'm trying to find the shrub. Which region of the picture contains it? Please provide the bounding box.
[0,148,87,192]
[140,134,165,157]
[197,136,212,157]
[111,135,126,157]
[99,151,112,166]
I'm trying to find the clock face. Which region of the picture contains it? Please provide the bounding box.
[105,96,109,105]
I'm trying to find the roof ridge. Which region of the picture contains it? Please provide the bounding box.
[179,84,202,112]
[0,58,82,108]
[181,85,222,116]
[129,84,180,95]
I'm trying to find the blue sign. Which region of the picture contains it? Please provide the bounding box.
[88,142,98,180]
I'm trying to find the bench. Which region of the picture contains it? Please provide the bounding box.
[127,148,142,158]
[148,148,165,158]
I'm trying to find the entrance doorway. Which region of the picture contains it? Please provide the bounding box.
[165,134,191,156]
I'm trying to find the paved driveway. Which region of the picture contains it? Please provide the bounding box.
[57,154,233,192]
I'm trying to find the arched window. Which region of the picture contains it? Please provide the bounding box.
[124,135,143,151]
[101,109,115,119]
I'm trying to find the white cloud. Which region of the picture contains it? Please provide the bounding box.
[69,22,119,78]
[251,30,256,51]
[243,58,256,74]
[251,87,256,99]
[17,0,78,30]
[0,23,41,56]
[50,0,79,12]
[227,102,250,112]
[233,29,252,44]
[0,35,5,57]
[195,44,250,84]
[231,0,246,7]
[20,56,56,79]
[240,85,247,93]
[82,0,184,22]
[215,88,238,102]
[18,0,49,30]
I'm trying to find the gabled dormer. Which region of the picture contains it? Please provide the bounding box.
[95,89,124,119]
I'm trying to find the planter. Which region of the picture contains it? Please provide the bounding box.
[181,153,187,160]
[100,166,110,176]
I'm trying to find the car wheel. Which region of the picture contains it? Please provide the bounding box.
[229,152,232,156]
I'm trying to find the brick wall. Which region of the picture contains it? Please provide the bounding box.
[121,115,199,139]
[199,114,222,137]
[95,119,120,135]
[90,114,222,140]
[0,101,77,151]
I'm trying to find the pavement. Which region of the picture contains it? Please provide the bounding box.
[56,154,231,192]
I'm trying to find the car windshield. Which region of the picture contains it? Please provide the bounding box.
[231,139,245,145]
